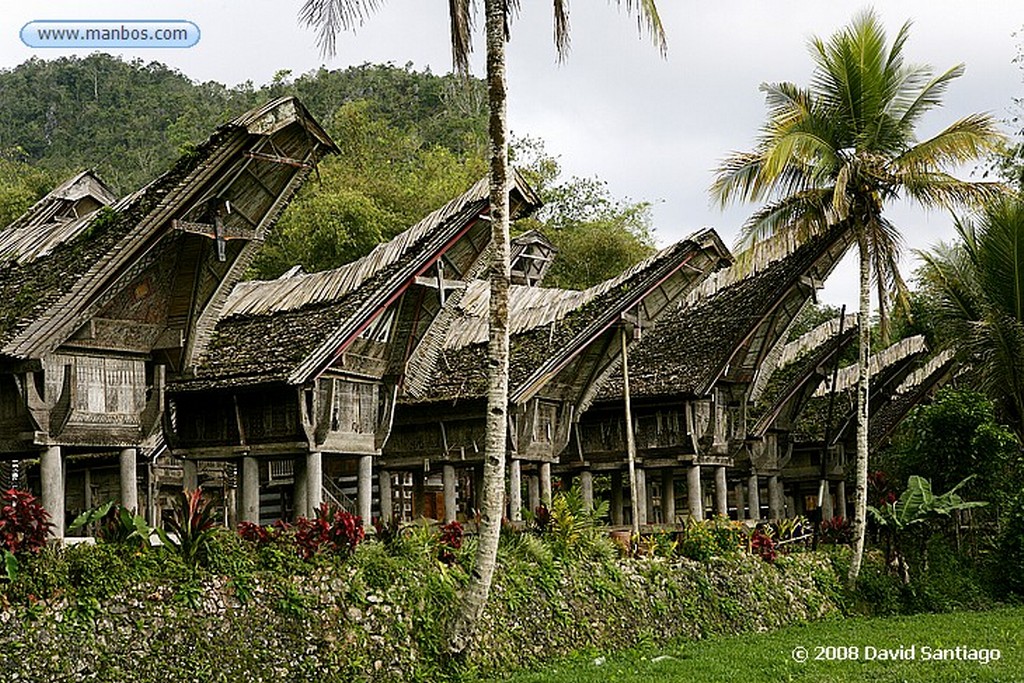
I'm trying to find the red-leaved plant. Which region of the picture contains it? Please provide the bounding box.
[750,528,777,563]
[157,488,219,567]
[0,488,51,554]
[293,503,364,560]
[819,515,853,545]
[438,520,464,566]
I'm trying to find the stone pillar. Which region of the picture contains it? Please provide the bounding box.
[714,465,728,517]
[661,469,675,525]
[785,495,795,519]
[635,468,648,526]
[748,473,761,520]
[540,462,552,507]
[611,470,624,526]
[527,474,540,514]
[307,452,323,517]
[182,459,198,492]
[41,445,64,540]
[733,482,745,521]
[238,456,260,525]
[509,459,523,521]
[473,467,485,513]
[768,474,784,520]
[379,469,393,523]
[357,455,373,522]
[836,480,847,519]
[687,463,703,521]
[443,464,457,523]
[580,469,594,512]
[412,472,425,519]
[820,480,834,521]
[119,448,138,513]
[293,456,307,520]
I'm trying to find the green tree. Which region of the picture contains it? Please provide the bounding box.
[0,158,55,228]
[300,0,666,655]
[918,197,1024,438]
[514,138,655,289]
[710,10,1003,584]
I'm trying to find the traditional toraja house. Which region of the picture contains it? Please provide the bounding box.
[0,97,337,537]
[383,229,732,523]
[783,335,934,519]
[165,173,542,526]
[571,226,854,526]
[746,315,860,520]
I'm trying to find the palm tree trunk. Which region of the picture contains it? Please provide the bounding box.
[847,229,872,586]
[449,0,510,657]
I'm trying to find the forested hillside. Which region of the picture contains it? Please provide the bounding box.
[0,54,654,286]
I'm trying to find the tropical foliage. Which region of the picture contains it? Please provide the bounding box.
[710,9,1003,583]
[917,198,1024,438]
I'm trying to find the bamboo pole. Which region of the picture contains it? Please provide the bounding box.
[621,324,640,536]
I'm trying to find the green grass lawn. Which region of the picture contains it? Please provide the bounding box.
[476,607,1024,683]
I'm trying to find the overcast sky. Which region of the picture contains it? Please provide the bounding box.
[3,1,1022,305]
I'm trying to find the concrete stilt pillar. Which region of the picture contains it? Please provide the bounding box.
[293,456,307,520]
[768,474,784,520]
[307,452,322,517]
[379,469,393,523]
[119,448,138,513]
[182,459,198,492]
[611,470,624,526]
[785,495,795,518]
[357,455,373,522]
[527,474,540,514]
[635,468,648,526]
[748,473,761,520]
[239,456,260,525]
[734,482,745,521]
[580,469,594,512]
[687,463,703,521]
[540,462,552,507]
[714,465,728,517]
[443,464,457,523]
[413,472,425,519]
[837,480,847,519]
[821,480,834,521]
[509,459,523,521]
[41,445,64,540]
[661,469,675,525]
[473,467,485,513]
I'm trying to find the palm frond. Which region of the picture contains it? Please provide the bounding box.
[448,0,474,74]
[893,113,1005,171]
[299,0,385,56]
[553,0,570,60]
[737,188,832,247]
[619,0,668,57]
[898,172,1005,211]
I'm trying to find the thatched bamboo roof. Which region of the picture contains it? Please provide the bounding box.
[408,228,732,404]
[596,225,852,401]
[0,97,336,361]
[173,173,542,392]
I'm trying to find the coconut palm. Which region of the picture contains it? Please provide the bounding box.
[918,197,1024,439]
[298,0,666,654]
[710,10,1004,584]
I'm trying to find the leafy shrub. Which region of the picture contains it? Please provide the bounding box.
[237,520,276,546]
[68,501,151,548]
[437,521,463,566]
[0,488,51,554]
[820,516,853,545]
[677,518,744,561]
[293,502,364,560]
[157,488,219,567]
[751,529,777,563]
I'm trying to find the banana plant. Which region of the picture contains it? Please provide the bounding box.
[868,475,986,584]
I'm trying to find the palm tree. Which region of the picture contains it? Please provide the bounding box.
[918,197,1024,439]
[710,10,1003,584]
[298,0,666,655]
